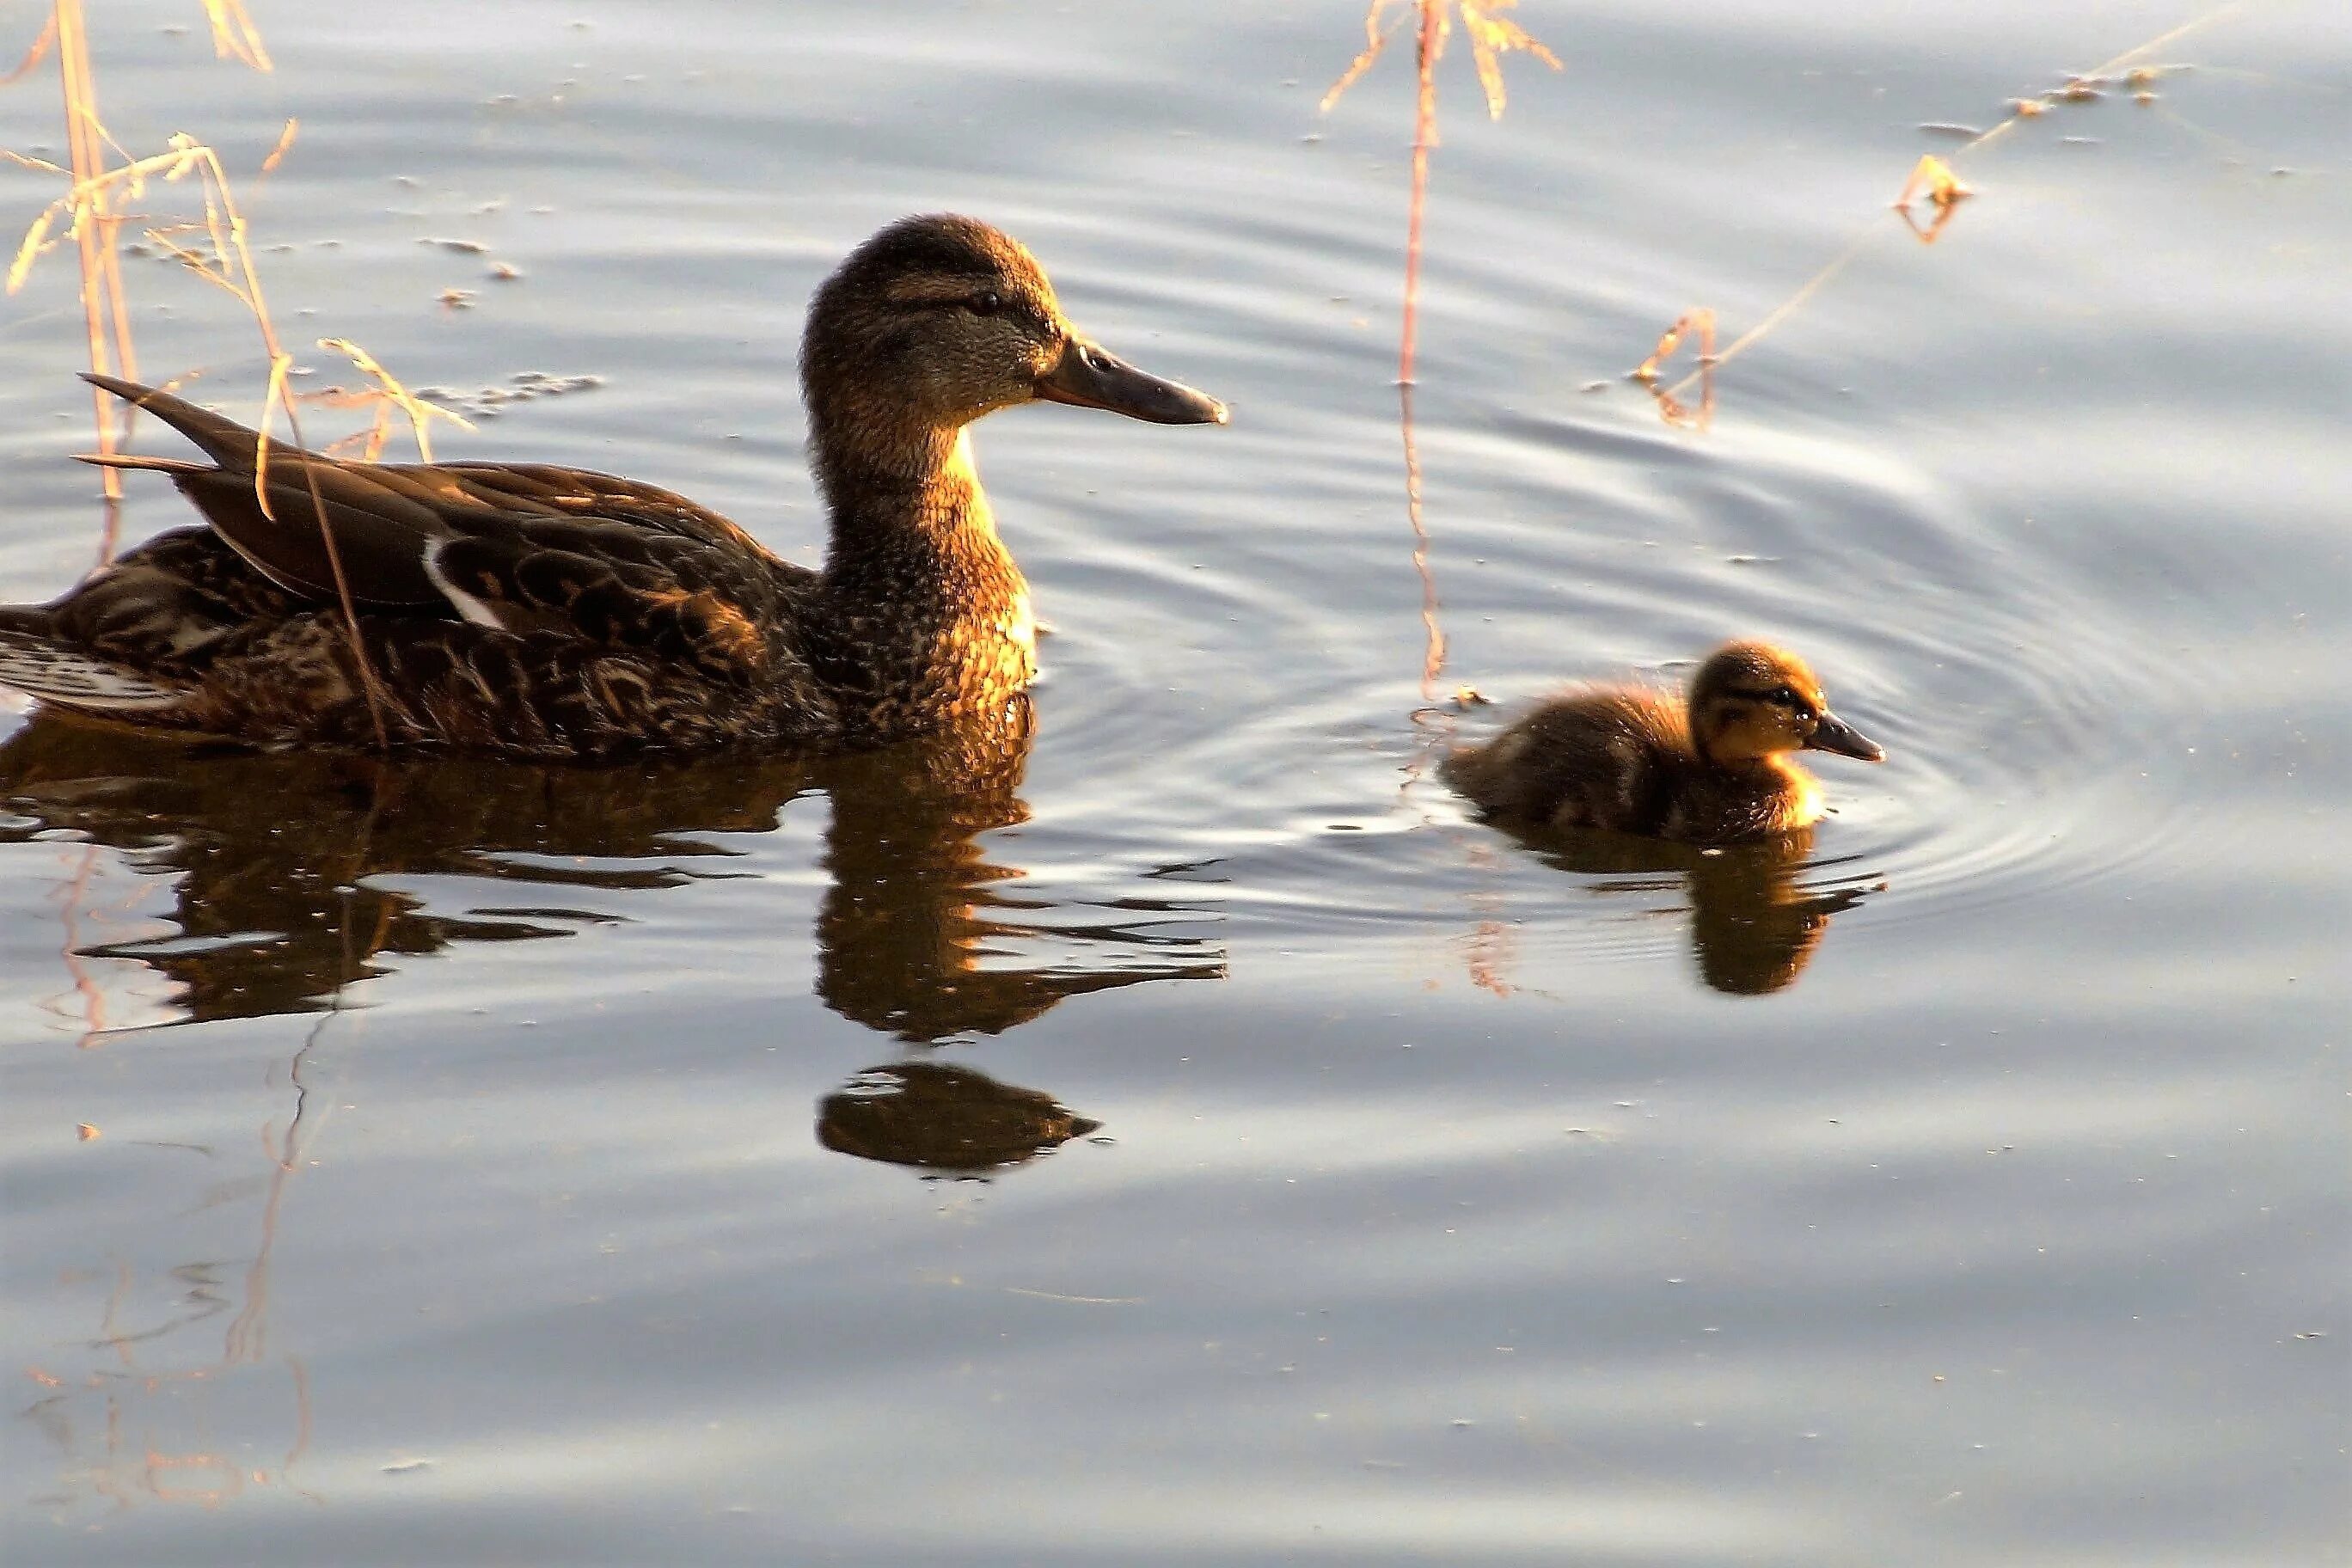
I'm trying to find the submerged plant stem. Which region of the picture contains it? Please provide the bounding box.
[1400,383,1445,699]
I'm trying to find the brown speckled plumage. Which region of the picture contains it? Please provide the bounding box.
[0,215,1224,758]
[1442,640,1885,845]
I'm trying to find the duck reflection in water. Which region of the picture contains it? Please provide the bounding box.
[1481,818,1879,995]
[819,1062,1101,1179]
[0,697,1224,1039]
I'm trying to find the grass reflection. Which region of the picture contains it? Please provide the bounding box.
[20,1057,322,1517]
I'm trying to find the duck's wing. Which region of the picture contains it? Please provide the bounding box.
[78,375,812,678]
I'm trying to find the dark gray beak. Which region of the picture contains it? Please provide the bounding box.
[1805,710,1886,763]
[1038,339,1228,426]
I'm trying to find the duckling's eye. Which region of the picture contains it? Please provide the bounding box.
[965,290,1003,317]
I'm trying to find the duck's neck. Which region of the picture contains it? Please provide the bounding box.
[808,411,1034,730]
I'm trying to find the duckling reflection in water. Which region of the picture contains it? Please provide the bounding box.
[1442,640,1884,846]
[1498,823,1879,995]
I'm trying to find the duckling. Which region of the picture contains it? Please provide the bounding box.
[0,214,1225,757]
[1442,640,1884,845]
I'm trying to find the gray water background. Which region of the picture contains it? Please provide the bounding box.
[2,1,2345,1562]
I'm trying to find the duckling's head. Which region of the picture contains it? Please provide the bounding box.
[1687,641,1885,767]
[800,213,1226,456]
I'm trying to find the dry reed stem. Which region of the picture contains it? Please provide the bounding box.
[47,1,138,530]
[1324,3,1559,699]
[1632,307,1716,429]
[182,145,395,750]
[316,336,473,462]
[1632,307,1715,382]
[1891,153,1970,244]
[259,115,297,175]
[9,1,273,548]
[3,15,56,84]
[1655,2,2248,411]
[1400,1,1439,389]
[196,0,272,71]
[5,3,420,749]
[1324,0,1559,121]
[8,132,395,747]
[1323,0,1559,386]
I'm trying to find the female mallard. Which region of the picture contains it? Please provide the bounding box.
[0,214,1225,756]
[1442,640,1885,845]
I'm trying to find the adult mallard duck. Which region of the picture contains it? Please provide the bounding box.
[0,214,1226,756]
[1442,640,1885,845]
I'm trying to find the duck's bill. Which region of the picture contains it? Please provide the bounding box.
[1805,711,1886,763]
[1038,340,1228,426]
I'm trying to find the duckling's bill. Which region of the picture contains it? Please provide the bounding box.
[1804,711,1886,763]
[1038,339,1228,426]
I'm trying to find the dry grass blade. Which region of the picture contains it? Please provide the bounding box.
[1320,1,1562,385]
[11,146,222,297]
[7,206,58,291]
[1,148,69,175]
[10,124,394,744]
[1460,1,1560,119]
[3,15,57,85]
[1323,0,1558,119]
[1644,3,2246,421]
[197,0,272,72]
[1320,0,1415,113]
[259,116,297,176]
[1632,307,1715,383]
[1892,153,1970,244]
[317,336,475,462]
[1632,308,1716,430]
[9,4,275,534]
[46,0,139,524]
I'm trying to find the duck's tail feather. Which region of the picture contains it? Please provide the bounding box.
[74,452,212,477]
[0,610,194,712]
[80,372,267,469]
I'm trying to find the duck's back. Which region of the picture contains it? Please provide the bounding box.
[0,379,839,756]
[1443,689,1694,834]
[1443,688,1814,844]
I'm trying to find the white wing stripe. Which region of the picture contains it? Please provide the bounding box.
[420,538,511,630]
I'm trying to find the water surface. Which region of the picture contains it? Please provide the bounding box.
[2,1,2345,1562]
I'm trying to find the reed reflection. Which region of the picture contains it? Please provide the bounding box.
[1485,820,1881,995]
[19,1022,329,1516]
[0,701,1224,1040]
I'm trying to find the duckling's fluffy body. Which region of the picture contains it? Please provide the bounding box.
[1443,641,1884,845]
[0,216,1224,757]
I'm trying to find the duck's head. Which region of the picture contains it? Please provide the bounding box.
[800,214,1226,453]
[1688,640,1885,767]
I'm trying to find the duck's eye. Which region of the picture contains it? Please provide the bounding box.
[966,290,1003,317]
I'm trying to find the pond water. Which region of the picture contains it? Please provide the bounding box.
[2,1,2344,1562]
